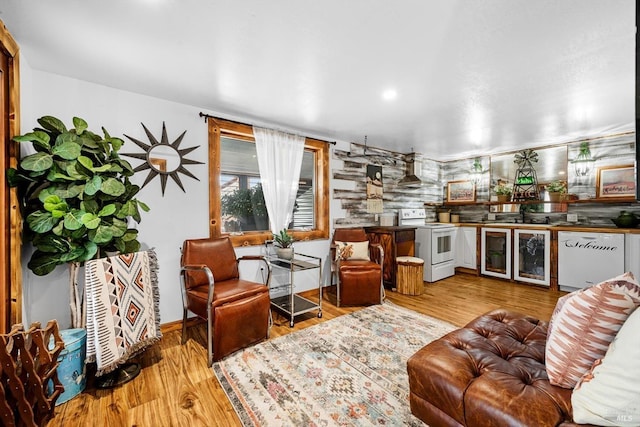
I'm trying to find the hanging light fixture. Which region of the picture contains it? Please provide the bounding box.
[469,158,483,184]
[573,142,595,177]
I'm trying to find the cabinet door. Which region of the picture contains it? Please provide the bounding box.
[481,228,511,279]
[558,232,625,289]
[455,227,477,270]
[513,229,550,286]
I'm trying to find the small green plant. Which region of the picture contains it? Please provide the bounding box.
[493,184,512,196]
[545,180,567,193]
[273,229,294,248]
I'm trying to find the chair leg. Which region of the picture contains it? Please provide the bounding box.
[267,309,273,339]
[207,307,214,367]
[181,307,188,344]
[336,274,342,307]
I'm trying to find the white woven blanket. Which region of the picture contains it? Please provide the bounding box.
[85,249,161,376]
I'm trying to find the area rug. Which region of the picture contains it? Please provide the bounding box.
[213,302,455,426]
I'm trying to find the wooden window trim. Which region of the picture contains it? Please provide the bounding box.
[1,19,21,331]
[207,117,329,247]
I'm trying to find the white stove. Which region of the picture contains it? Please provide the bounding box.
[398,209,456,282]
[398,208,455,228]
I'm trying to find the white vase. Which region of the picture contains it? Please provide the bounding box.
[276,248,293,260]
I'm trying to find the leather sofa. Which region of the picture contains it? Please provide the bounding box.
[407,309,593,427]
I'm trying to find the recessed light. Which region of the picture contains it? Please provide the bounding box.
[382,89,397,101]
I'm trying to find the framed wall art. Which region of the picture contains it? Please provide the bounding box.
[596,164,636,199]
[366,164,383,213]
[447,180,476,203]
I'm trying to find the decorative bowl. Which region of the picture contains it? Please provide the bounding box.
[611,211,640,228]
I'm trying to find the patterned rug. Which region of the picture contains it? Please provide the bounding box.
[213,302,455,426]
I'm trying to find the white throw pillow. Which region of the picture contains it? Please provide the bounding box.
[334,241,370,261]
[572,307,640,426]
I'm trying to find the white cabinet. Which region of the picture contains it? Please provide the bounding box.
[455,226,477,270]
[558,231,625,290]
[625,234,640,280]
[513,229,550,287]
[481,228,512,279]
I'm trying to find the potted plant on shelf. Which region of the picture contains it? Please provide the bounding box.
[493,184,512,203]
[7,115,149,328]
[545,180,567,202]
[273,229,294,260]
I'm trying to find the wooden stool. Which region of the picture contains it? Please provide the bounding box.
[396,256,425,295]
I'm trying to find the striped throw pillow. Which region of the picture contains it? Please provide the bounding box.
[545,272,640,389]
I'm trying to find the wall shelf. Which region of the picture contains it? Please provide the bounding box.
[430,197,638,207]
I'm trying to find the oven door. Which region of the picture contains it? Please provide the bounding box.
[431,228,454,264]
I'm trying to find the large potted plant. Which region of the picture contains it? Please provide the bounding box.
[8,116,149,327]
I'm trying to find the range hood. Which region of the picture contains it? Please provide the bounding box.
[397,153,424,186]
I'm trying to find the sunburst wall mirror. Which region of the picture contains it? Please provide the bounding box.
[122,122,203,195]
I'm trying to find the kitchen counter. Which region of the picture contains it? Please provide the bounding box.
[453,222,640,234]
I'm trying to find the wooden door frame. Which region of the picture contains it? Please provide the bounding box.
[0,19,21,331]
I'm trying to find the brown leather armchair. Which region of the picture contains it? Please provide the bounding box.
[331,227,384,307]
[180,237,271,366]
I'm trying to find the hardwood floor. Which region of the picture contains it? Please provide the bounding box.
[46,274,566,427]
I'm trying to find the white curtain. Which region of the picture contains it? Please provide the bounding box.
[253,126,305,234]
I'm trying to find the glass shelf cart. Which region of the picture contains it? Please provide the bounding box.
[266,246,322,327]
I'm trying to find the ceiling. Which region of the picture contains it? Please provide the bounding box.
[0,0,635,160]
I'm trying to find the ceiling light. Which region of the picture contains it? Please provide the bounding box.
[382,89,397,101]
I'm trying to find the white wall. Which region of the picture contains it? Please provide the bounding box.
[19,62,344,328]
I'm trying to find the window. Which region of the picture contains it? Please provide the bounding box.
[208,117,329,246]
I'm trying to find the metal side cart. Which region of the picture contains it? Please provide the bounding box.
[267,249,322,327]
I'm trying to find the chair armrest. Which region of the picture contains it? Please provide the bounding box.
[180,264,215,304]
[238,255,266,261]
[370,243,384,265]
[237,256,271,285]
[181,264,214,277]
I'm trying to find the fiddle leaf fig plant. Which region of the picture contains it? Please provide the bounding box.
[8,115,150,276]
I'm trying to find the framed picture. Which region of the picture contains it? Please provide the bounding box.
[447,180,476,203]
[596,165,636,199]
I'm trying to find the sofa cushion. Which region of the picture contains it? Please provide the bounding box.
[546,272,640,388]
[334,240,370,261]
[571,307,640,426]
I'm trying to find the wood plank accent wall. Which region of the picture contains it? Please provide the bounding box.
[332,143,442,226]
[333,133,637,229]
